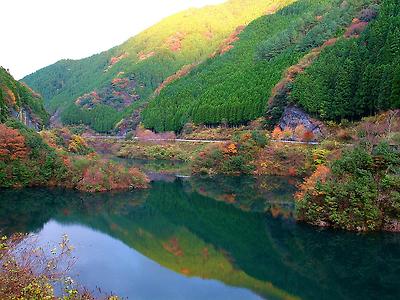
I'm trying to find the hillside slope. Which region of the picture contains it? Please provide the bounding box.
[290,0,400,121]
[142,0,379,132]
[0,67,48,129]
[23,0,294,132]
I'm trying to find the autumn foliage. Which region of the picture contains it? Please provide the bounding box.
[75,158,149,193]
[0,124,28,160]
[295,165,331,201]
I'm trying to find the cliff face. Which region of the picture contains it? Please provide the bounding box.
[0,67,48,129]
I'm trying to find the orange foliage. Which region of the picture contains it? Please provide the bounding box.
[223,143,238,155]
[271,127,284,140]
[0,124,28,160]
[295,165,331,201]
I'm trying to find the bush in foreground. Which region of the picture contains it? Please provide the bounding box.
[0,234,119,299]
[296,143,400,231]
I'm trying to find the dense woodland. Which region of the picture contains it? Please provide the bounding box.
[142,0,377,132]
[23,0,291,132]
[291,0,400,121]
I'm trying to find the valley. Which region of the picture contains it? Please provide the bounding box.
[0,0,399,299]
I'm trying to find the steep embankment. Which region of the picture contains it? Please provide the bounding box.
[0,67,49,129]
[142,0,375,132]
[22,0,293,133]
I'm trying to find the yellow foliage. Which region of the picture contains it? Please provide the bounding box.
[68,135,89,154]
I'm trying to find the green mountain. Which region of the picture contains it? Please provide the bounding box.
[290,0,400,121]
[142,0,381,132]
[22,0,294,133]
[0,67,48,129]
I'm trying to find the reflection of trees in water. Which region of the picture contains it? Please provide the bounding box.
[185,175,297,217]
[1,179,399,300]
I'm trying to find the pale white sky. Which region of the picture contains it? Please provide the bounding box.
[0,0,225,79]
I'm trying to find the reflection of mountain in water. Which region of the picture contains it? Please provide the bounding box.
[0,176,399,300]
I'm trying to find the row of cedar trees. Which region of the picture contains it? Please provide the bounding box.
[290,0,400,121]
[142,0,383,132]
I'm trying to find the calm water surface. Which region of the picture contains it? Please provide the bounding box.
[0,175,399,300]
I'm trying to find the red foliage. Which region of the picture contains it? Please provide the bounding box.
[271,127,284,140]
[303,131,315,142]
[0,124,28,160]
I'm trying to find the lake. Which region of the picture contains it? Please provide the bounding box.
[0,175,399,300]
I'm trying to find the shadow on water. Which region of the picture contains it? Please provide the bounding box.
[0,176,399,300]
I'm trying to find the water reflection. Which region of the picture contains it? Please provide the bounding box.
[0,176,399,300]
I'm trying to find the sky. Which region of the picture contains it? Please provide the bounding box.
[0,0,225,79]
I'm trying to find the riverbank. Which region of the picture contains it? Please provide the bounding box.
[0,122,149,192]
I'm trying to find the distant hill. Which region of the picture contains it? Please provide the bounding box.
[142,0,383,132]
[0,67,48,129]
[23,0,294,132]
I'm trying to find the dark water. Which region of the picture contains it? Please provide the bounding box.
[0,176,399,300]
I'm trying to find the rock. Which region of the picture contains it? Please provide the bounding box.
[278,105,324,138]
[10,107,41,131]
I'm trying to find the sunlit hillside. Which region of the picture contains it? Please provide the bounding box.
[23,0,294,132]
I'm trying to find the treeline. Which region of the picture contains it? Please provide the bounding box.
[22,0,280,131]
[291,0,400,121]
[142,0,373,132]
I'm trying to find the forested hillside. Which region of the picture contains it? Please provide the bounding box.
[142,0,382,132]
[0,67,48,128]
[290,0,400,121]
[23,0,293,132]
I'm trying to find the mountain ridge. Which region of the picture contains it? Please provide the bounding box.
[23,0,294,132]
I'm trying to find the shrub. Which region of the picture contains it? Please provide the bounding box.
[0,234,106,300]
[296,144,400,231]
